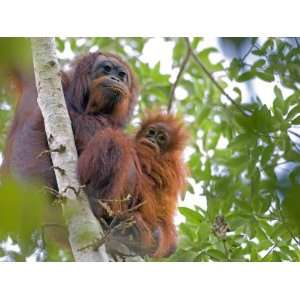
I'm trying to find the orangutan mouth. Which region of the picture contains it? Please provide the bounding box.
[140,138,160,153]
[101,84,127,97]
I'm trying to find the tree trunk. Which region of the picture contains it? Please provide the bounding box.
[31,37,109,262]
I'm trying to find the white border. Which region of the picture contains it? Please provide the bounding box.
[1,1,300,297]
[0,263,298,300]
[0,0,300,36]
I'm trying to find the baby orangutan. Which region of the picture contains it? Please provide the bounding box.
[78,112,188,257]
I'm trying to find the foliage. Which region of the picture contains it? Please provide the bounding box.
[0,179,45,261]
[1,37,300,261]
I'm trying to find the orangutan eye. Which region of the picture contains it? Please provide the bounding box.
[147,128,156,136]
[118,71,127,79]
[103,64,112,73]
[157,134,166,144]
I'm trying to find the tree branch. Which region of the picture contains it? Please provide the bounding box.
[184,37,248,116]
[167,46,191,113]
[261,241,280,260]
[241,41,256,63]
[288,129,300,140]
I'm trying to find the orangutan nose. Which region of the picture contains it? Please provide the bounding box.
[110,75,120,82]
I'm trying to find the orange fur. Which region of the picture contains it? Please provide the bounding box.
[79,112,188,257]
[135,112,188,257]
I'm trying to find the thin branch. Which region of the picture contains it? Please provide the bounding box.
[261,241,280,260]
[79,201,145,254]
[222,240,230,261]
[167,45,191,112]
[288,129,300,140]
[78,216,134,252]
[241,41,256,63]
[253,43,261,51]
[287,129,300,152]
[284,225,300,247]
[184,37,248,116]
[291,140,300,152]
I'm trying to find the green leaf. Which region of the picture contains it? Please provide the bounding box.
[188,151,202,181]
[228,133,254,149]
[286,90,300,106]
[252,59,266,69]
[191,37,202,49]
[179,223,196,241]
[178,207,203,224]
[260,38,274,53]
[252,49,264,56]
[237,71,255,82]
[173,38,186,64]
[197,105,211,125]
[256,71,274,82]
[55,38,65,52]
[228,58,243,79]
[286,105,300,121]
[206,249,226,261]
[291,115,300,124]
[286,47,300,61]
[289,165,300,184]
[198,47,224,72]
[233,87,242,103]
[273,92,285,116]
[274,85,283,101]
[69,38,77,52]
[197,222,211,241]
[0,179,45,255]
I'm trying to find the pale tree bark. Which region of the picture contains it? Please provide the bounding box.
[31,37,109,262]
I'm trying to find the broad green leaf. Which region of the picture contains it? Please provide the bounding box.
[237,71,255,82]
[228,58,243,79]
[178,207,203,224]
[252,59,266,69]
[256,71,274,82]
[197,222,211,241]
[206,249,226,261]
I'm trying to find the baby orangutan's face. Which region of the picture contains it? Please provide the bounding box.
[138,123,170,153]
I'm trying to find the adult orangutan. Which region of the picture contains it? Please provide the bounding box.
[78,112,188,257]
[1,51,138,248]
[2,51,138,189]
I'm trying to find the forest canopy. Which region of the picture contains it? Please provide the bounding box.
[0,37,300,262]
